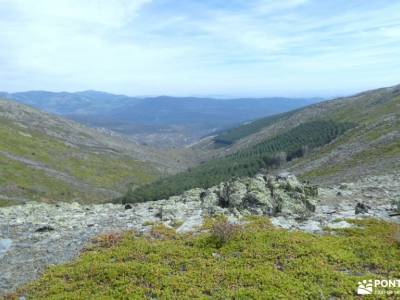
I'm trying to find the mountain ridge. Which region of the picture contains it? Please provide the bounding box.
[0,90,323,148]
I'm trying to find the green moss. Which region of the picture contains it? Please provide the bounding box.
[15,218,400,299]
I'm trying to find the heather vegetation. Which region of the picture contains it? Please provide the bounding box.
[12,218,400,299]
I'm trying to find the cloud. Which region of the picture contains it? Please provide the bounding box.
[1,0,151,27]
[0,0,399,96]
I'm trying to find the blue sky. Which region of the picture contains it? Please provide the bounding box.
[0,0,399,97]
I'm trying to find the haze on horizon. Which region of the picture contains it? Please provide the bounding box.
[0,0,399,98]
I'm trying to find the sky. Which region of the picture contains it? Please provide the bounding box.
[0,0,399,97]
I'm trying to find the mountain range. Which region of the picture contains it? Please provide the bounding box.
[1,84,399,206]
[0,91,322,148]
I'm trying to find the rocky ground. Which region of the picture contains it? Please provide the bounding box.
[1,173,399,295]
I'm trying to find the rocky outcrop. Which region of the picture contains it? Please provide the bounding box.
[1,173,399,295]
[152,173,319,222]
[215,173,318,218]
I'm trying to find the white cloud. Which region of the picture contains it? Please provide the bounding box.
[254,0,309,14]
[0,0,399,96]
[2,0,151,27]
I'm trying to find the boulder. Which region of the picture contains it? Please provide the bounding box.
[215,173,318,218]
[218,180,247,208]
[160,172,319,221]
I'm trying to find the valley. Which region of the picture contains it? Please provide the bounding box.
[1,84,399,298]
[0,99,187,206]
[0,91,321,148]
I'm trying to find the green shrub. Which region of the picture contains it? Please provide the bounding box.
[14,218,400,299]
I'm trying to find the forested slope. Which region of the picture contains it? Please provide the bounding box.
[123,120,352,203]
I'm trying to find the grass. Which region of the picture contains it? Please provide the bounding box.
[294,94,400,180]
[302,139,400,179]
[0,199,16,208]
[0,119,160,203]
[10,217,400,299]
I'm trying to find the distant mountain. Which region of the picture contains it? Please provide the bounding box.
[1,91,323,148]
[0,98,186,206]
[0,90,135,115]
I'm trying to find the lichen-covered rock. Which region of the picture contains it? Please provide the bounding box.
[218,180,247,208]
[180,188,203,203]
[208,173,318,218]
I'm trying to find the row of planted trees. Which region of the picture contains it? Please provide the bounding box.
[122,120,353,203]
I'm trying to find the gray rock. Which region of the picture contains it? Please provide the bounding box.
[326,221,353,229]
[215,173,318,218]
[299,220,322,233]
[0,239,12,258]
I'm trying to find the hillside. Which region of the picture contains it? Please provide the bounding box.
[124,84,400,203]
[1,91,321,148]
[199,84,400,179]
[0,99,186,206]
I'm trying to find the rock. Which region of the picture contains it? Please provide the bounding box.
[0,239,12,258]
[277,171,291,179]
[282,174,304,193]
[176,213,203,233]
[271,217,295,230]
[213,173,318,218]
[218,180,247,208]
[299,220,321,233]
[326,221,353,229]
[212,252,222,259]
[355,202,370,215]
[177,188,204,203]
[124,204,133,210]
